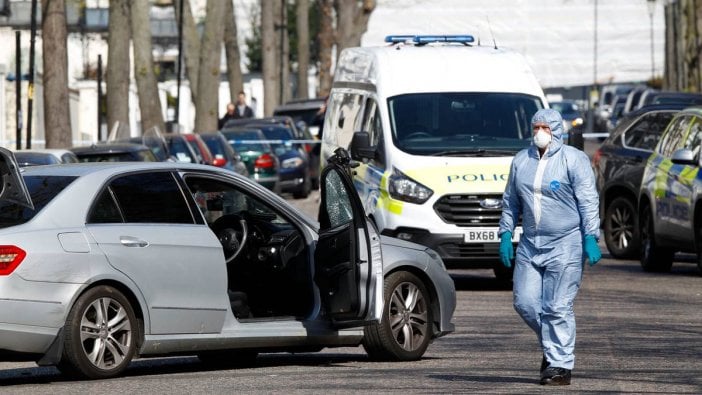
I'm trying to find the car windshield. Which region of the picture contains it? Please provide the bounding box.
[259,127,295,154]
[167,138,196,163]
[388,92,544,156]
[550,101,579,116]
[0,175,77,228]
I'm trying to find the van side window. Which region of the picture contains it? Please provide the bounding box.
[361,98,385,167]
[337,93,366,151]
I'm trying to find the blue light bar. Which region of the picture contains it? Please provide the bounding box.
[414,35,475,44]
[384,35,475,45]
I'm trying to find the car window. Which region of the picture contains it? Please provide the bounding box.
[658,115,690,157]
[105,172,194,224]
[89,188,124,223]
[184,176,292,227]
[0,176,77,228]
[623,112,674,152]
[323,170,353,228]
[683,116,702,159]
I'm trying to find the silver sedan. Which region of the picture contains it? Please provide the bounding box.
[0,148,455,379]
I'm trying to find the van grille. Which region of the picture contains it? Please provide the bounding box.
[434,194,504,227]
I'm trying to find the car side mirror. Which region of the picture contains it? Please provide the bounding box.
[350,131,375,161]
[670,148,697,166]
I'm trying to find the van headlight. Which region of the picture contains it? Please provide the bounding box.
[388,167,433,204]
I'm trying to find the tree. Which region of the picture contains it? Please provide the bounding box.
[130,0,165,134]
[274,1,291,103]
[224,0,244,104]
[174,0,201,103]
[41,0,72,148]
[106,0,130,135]
[296,0,310,99]
[193,0,226,133]
[335,0,376,58]
[261,0,278,116]
[316,0,334,97]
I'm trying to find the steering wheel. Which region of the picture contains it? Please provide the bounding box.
[212,214,248,264]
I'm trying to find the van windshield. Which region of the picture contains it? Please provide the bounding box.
[388,92,544,156]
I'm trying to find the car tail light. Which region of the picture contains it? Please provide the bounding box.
[593,148,602,168]
[255,153,275,169]
[212,157,227,167]
[0,246,26,276]
[304,143,312,153]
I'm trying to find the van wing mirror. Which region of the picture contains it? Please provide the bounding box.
[350,131,376,161]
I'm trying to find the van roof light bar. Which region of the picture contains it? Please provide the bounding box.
[384,35,475,46]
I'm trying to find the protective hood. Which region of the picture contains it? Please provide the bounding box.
[531,109,564,156]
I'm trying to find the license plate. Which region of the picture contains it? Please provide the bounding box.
[464,228,522,243]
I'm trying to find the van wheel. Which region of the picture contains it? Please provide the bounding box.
[604,197,639,259]
[639,206,673,272]
[363,271,431,361]
[58,286,137,379]
[695,223,702,275]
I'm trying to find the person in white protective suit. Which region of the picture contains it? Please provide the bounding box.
[498,108,601,386]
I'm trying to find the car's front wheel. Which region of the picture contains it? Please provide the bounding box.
[604,196,639,259]
[363,271,432,361]
[639,206,674,272]
[58,286,138,379]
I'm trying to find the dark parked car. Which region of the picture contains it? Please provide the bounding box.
[640,91,702,108]
[71,143,159,162]
[164,134,201,164]
[593,104,686,259]
[183,133,214,165]
[200,132,249,177]
[249,123,312,198]
[220,127,280,192]
[225,116,320,189]
[273,98,327,137]
[13,149,79,167]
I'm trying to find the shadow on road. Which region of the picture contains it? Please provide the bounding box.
[449,270,513,292]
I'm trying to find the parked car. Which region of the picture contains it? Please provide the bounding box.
[226,116,320,189]
[13,149,79,167]
[183,133,214,165]
[640,91,702,108]
[594,104,686,259]
[639,106,702,273]
[164,134,201,164]
[70,143,159,162]
[249,123,312,199]
[200,132,249,177]
[549,99,584,134]
[273,98,327,137]
[0,147,455,379]
[220,127,280,192]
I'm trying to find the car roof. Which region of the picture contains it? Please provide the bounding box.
[70,143,151,154]
[20,161,213,178]
[274,99,326,112]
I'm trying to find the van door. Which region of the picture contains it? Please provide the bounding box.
[315,149,382,327]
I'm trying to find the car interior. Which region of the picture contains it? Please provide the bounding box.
[184,176,314,321]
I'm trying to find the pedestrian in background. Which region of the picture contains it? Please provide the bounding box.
[218,91,254,129]
[498,108,601,386]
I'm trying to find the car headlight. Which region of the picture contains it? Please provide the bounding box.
[388,167,433,204]
[282,157,304,169]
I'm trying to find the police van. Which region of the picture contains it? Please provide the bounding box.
[320,35,547,279]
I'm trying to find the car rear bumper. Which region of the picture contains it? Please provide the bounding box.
[0,323,59,356]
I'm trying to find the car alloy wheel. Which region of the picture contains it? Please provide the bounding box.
[363,271,432,360]
[604,197,639,259]
[59,286,137,379]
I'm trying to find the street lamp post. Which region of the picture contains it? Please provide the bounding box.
[647,0,656,81]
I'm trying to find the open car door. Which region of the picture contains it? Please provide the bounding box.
[315,148,382,327]
[0,148,33,209]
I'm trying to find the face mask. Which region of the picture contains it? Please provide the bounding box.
[533,129,552,149]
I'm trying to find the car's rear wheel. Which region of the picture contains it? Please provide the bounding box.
[604,196,639,259]
[639,206,674,272]
[363,271,432,361]
[58,286,137,379]
[695,222,702,276]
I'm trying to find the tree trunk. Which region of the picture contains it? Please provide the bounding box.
[336,0,375,59]
[224,0,244,104]
[41,0,72,148]
[261,0,278,116]
[130,0,165,134]
[317,0,334,97]
[106,0,130,136]
[194,0,225,133]
[174,0,200,104]
[296,0,310,99]
[275,1,290,103]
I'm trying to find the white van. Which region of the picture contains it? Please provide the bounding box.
[320,35,547,279]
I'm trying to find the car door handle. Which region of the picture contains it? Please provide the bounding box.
[120,236,149,248]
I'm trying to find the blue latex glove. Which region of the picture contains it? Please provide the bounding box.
[499,232,514,268]
[583,235,602,266]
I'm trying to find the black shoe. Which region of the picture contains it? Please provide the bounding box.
[540,367,571,386]
[540,354,549,373]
